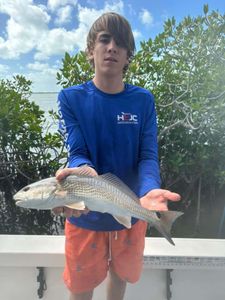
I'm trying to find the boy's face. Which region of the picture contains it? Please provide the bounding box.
[89,31,129,78]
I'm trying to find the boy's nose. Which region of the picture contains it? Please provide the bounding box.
[107,38,118,53]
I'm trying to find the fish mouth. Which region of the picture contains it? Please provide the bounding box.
[13,195,24,206]
[14,199,23,205]
[15,199,31,208]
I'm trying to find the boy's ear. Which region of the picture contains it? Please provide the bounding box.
[124,55,129,67]
[87,47,94,60]
[88,51,93,60]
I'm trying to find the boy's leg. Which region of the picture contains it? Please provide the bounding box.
[69,290,93,300]
[107,268,126,300]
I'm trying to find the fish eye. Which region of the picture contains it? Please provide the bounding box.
[23,187,30,192]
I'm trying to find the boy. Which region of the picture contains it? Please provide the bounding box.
[55,12,180,300]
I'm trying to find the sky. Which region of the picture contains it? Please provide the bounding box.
[0,0,224,92]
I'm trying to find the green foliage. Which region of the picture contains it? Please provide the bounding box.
[56,51,94,87]
[0,76,66,234]
[125,8,225,203]
[56,7,225,236]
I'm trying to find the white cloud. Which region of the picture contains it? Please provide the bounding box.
[104,0,124,13]
[55,5,73,25]
[47,0,77,12]
[139,8,153,26]
[27,62,50,72]
[133,30,143,40]
[0,0,50,28]
[0,0,50,59]
[27,61,60,78]
[34,28,78,60]
[0,0,125,61]
[127,3,136,17]
[77,0,124,27]
[0,63,9,74]
[27,71,59,92]
[35,1,125,59]
[77,5,103,28]
[0,0,128,91]
[26,61,60,91]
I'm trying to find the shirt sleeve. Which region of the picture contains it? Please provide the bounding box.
[138,93,161,197]
[57,89,95,168]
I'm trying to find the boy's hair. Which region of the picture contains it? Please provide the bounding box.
[86,12,135,71]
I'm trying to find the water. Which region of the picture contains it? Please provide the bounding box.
[30,92,58,113]
[30,92,59,133]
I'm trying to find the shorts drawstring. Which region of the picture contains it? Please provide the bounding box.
[108,231,118,264]
[108,232,112,263]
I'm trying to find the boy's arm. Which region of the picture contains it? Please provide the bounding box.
[58,89,95,169]
[53,90,96,216]
[138,95,181,209]
[138,95,161,197]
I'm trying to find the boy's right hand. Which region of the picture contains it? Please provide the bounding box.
[52,166,98,218]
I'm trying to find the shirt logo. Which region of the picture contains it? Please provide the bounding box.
[117,112,138,124]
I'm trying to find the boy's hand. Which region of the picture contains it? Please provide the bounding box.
[52,206,89,218]
[140,189,181,211]
[56,166,98,181]
[52,166,98,217]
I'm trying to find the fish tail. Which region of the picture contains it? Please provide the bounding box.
[154,211,183,246]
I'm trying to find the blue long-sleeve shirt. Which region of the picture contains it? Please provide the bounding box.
[58,80,161,231]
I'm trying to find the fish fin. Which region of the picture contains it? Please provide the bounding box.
[65,201,86,210]
[113,215,132,228]
[154,210,183,246]
[99,173,139,203]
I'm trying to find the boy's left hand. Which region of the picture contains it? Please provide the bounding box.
[140,189,181,211]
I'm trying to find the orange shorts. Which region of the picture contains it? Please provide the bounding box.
[63,219,147,294]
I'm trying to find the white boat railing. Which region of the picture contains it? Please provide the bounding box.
[1,235,225,300]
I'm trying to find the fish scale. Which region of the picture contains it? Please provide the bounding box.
[61,175,173,228]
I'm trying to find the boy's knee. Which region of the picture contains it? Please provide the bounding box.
[109,268,126,285]
[69,290,93,300]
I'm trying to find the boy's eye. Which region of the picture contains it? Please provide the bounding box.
[99,36,111,43]
[98,34,124,48]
